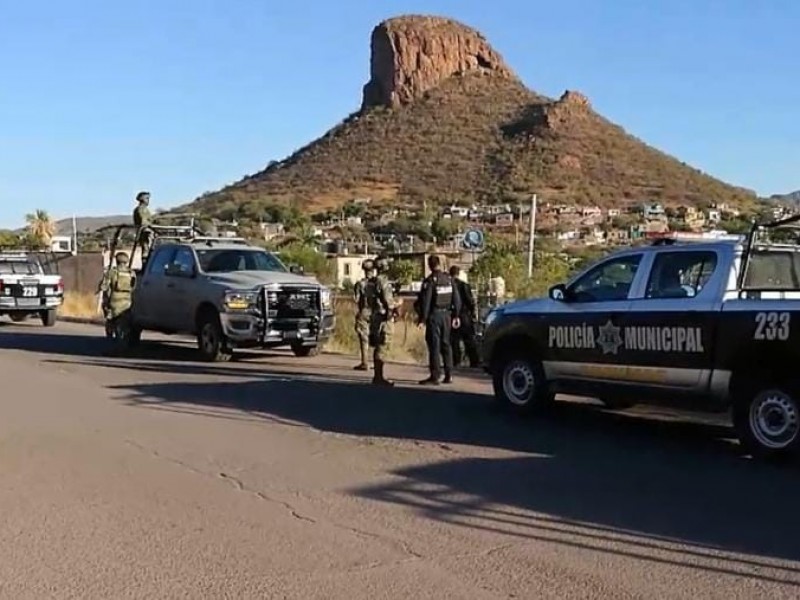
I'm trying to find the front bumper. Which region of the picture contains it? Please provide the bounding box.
[219,310,335,347]
[0,296,62,312]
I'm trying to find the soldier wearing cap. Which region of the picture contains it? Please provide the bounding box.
[352,258,376,370]
[367,255,400,386]
[133,191,153,256]
[98,251,136,337]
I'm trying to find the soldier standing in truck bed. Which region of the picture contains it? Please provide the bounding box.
[133,191,153,257]
[416,255,462,385]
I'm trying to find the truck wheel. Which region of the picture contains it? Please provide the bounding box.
[40,309,57,328]
[197,312,232,362]
[291,344,319,358]
[10,313,28,323]
[492,352,554,414]
[733,384,800,460]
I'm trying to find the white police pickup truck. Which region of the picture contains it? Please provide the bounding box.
[481,218,800,460]
[0,250,63,326]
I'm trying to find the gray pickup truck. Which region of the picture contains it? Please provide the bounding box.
[481,218,800,460]
[123,236,335,361]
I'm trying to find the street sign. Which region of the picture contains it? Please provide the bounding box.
[462,228,484,251]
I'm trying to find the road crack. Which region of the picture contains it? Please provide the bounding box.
[123,439,423,561]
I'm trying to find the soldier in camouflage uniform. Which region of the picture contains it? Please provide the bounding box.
[352,258,376,370]
[133,191,153,257]
[368,256,400,386]
[98,251,136,338]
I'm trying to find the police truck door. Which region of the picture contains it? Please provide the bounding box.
[625,248,722,392]
[544,253,642,384]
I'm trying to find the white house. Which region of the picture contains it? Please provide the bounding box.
[50,235,74,254]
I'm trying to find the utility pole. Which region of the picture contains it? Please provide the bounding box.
[527,194,537,278]
[72,214,78,255]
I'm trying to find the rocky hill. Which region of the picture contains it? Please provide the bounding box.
[185,15,757,217]
[766,190,800,205]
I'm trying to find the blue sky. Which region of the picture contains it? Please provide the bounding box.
[1,0,797,228]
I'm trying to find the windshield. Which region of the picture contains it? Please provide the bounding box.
[744,249,800,290]
[196,249,287,274]
[0,260,42,275]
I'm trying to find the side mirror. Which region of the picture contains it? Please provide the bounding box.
[290,265,305,275]
[549,283,568,302]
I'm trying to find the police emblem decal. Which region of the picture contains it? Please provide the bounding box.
[596,320,624,355]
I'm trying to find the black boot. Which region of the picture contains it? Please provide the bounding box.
[443,371,453,384]
[372,360,394,386]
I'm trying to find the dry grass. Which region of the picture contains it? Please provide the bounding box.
[59,292,428,364]
[324,297,427,364]
[59,291,101,320]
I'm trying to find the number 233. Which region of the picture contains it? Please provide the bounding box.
[754,312,791,341]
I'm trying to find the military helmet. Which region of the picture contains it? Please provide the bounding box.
[136,191,150,203]
[115,251,130,265]
[362,258,375,272]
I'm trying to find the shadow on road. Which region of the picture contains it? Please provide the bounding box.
[86,361,800,576]
[0,327,288,362]
[7,325,800,578]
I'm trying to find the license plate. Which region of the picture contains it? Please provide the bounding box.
[22,286,38,297]
[17,298,39,307]
[283,331,300,340]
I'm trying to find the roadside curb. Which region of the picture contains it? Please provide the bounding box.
[55,316,423,368]
[59,316,104,326]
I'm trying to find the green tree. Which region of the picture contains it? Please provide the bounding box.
[431,218,459,241]
[25,210,55,249]
[277,242,335,285]
[387,259,422,286]
[0,230,21,248]
[470,239,571,299]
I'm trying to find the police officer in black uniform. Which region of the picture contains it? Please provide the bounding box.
[449,265,481,368]
[416,255,462,385]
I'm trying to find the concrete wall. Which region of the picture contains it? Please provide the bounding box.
[53,253,105,296]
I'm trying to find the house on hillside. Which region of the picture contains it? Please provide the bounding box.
[494,213,515,227]
[259,222,285,241]
[643,203,666,221]
[329,254,372,289]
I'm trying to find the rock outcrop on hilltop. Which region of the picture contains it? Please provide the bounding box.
[361,15,515,110]
[184,15,756,216]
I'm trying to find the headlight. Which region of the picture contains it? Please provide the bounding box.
[320,287,332,310]
[224,290,258,311]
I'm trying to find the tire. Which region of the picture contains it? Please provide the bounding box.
[197,312,233,362]
[40,309,57,328]
[599,397,636,410]
[732,383,800,460]
[10,313,29,323]
[492,352,554,415]
[291,344,320,358]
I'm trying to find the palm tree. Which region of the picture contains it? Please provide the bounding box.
[25,209,56,249]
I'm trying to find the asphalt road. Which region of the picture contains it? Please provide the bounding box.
[0,320,799,599]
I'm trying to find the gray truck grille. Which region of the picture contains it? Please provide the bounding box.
[266,287,319,319]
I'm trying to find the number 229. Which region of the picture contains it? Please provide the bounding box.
[754,312,791,341]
